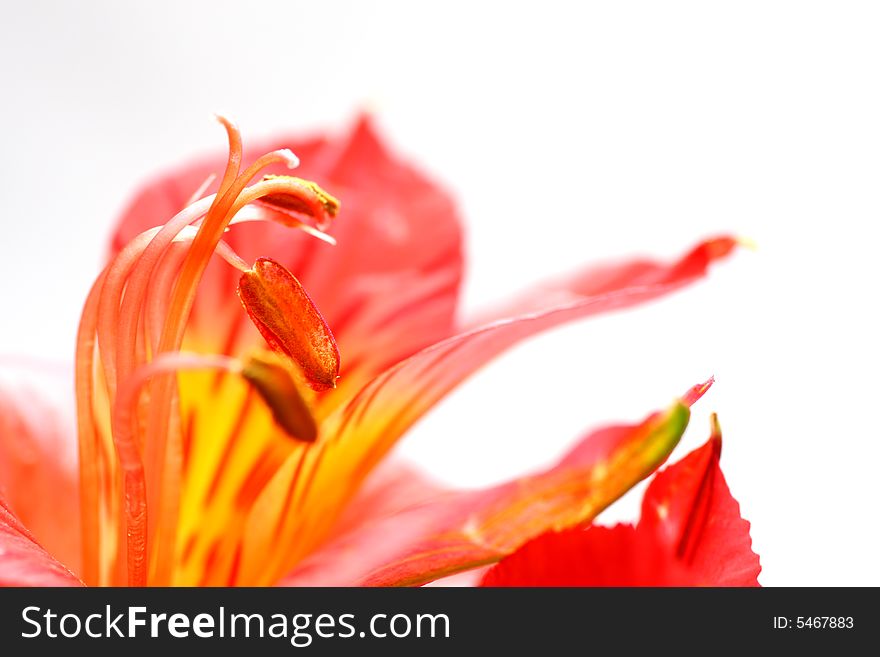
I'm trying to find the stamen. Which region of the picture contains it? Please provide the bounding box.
[241,353,318,442]
[88,198,248,584]
[229,208,337,245]
[114,196,218,389]
[213,114,243,200]
[111,353,242,586]
[255,175,340,230]
[237,257,340,391]
[139,146,301,584]
[215,239,250,273]
[75,272,109,586]
[77,116,341,587]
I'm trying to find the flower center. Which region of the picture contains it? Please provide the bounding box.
[75,116,341,586]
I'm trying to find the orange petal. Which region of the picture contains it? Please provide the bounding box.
[237,257,339,391]
[279,400,690,586]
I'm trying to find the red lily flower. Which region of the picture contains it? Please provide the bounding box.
[481,415,761,586]
[0,116,741,587]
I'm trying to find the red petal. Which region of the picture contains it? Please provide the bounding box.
[639,416,761,586]
[0,363,81,576]
[480,525,695,586]
[482,416,761,587]
[0,497,82,586]
[277,400,690,586]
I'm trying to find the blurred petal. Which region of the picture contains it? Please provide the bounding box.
[465,237,738,327]
[0,497,82,586]
[0,363,81,575]
[244,238,734,585]
[278,400,690,586]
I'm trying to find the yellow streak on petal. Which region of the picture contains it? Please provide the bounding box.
[172,368,298,586]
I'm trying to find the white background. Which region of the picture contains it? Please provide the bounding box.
[1,1,878,585]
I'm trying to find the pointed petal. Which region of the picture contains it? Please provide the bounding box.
[243,237,734,585]
[639,415,761,586]
[0,363,81,576]
[0,497,82,586]
[278,400,689,586]
[484,415,760,587]
[466,237,738,327]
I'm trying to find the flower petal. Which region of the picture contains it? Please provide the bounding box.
[275,460,451,586]
[0,496,82,586]
[465,237,738,327]
[639,415,761,586]
[482,415,760,587]
[242,237,735,585]
[325,459,450,541]
[0,363,81,576]
[278,400,690,586]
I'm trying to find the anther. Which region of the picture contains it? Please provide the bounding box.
[237,257,339,391]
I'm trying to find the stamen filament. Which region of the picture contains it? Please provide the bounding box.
[184,173,218,208]
[74,272,109,586]
[82,203,250,584]
[112,353,241,586]
[115,196,217,389]
[216,239,250,273]
[212,114,244,202]
[76,116,338,587]
[230,209,337,245]
[143,147,298,584]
